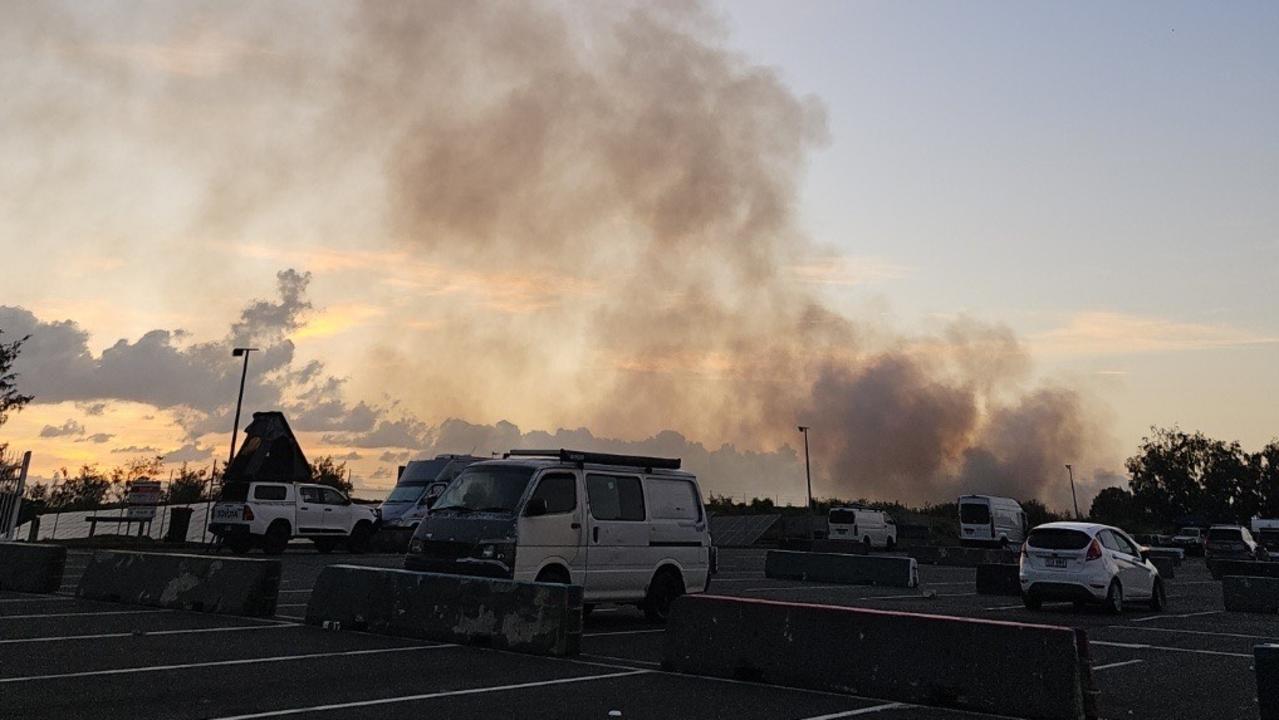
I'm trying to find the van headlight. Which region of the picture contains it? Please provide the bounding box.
[473,541,515,562]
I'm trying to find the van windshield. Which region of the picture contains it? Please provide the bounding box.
[959,503,991,524]
[430,465,535,514]
[383,486,425,504]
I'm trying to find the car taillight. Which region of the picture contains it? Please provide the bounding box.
[243,506,255,521]
[1085,537,1102,561]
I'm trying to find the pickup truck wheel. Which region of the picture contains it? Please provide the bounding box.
[262,521,290,555]
[347,522,372,554]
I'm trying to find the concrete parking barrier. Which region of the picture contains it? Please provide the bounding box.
[909,546,1018,568]
[1222,576,1279,614]
[1144,547,1183,567]
[1210,560,1279,581]
[1258,644,1279,720]
[663,594,1097,720]
[975,563,1021,596]
[0,542,66,593]
[76,550,280,617]
[305,565,582,657]
[1150,557,1175,579]
[765,550,917,587]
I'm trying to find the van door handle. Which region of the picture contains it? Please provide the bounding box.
[323,508,333,512]
[593,527,600,543]
[571,522,581,529]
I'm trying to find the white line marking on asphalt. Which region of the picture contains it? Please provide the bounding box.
[276,615,304,621]
[205,670,653,719]
[1131,610,1220,623]
[0,623,305,645]
[579,653,661,667]
[583,629,665,637]
[0,609,170,620]
[1106,625,1279,641]
[983,604,1024,610]
[275,604,308,608]
[1092,659,1145,672]
[0,644,452,683]
[278,589,313,594]
[1091,640,1251,659]
[0,597,74,604]
[796,703,908,719]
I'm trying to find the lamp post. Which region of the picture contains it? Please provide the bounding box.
[798,425,814,540]
[1066,464,1081,520]
[227,348,258,467]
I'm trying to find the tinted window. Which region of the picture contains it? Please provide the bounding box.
[432,465,535,514]
[1098,530,1122,552]
[829,509,857,525]
[1116,532,1142,556]
[1027,528,1092,550]
[587,474,645,521]
[530,473,577,515]
[1207,528,1243,544]
[254,485,287,501]
[960,503,991,524]
[320,487,346,505]
[1258,529,1279,548]
[299,487,323,503]
[219,483,249,502]
[384,486,424,503]
[645,478,699,520]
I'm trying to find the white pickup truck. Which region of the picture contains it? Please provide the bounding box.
[209,481,377,554]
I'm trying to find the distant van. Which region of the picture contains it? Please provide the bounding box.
[1251,518,1279,559]
[377,455,482,549]
[404,449,713,621]
[958,495,1027,547]
[828,507,897,550]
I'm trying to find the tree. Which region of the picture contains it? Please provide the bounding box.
[1126,426,1258,527]
[1088,486,1136,528]
[1258,440,1279,519]
[107,456,165,503]
[50,466,111,510]
[1022,498,1065,528]
[0,331,33,427]
[310,456,352,494]
[167,463,210,504]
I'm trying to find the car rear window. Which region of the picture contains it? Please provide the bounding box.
[959,503,991,524]
[829,509,857,525]
[218,483,249,502]
[1027,528,1092,550]
[1207,528,1243,543]
[254,485,288,501]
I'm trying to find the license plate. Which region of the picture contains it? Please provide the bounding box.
[213,506,243,522]
[1046,557,1068,568]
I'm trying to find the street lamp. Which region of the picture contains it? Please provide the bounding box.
[227,347,259,466]
[798,425,814,540]
[1065,464,1081,520]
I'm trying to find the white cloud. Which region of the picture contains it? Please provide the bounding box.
[1031,312,1279,357]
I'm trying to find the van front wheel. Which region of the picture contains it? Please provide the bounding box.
[643,569,685,623]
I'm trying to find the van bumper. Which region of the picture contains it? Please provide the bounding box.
[403,555,513,580]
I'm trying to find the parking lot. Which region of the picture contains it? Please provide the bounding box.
[0,547,1265,720]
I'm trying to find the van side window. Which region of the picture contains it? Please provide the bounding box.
[254,485,287,501]
[530,473,577,514]
[644,478,699,520]
[586,474,645,521]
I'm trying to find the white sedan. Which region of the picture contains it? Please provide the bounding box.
[1019,521,1165,614]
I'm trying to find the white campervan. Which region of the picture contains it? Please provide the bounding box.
[958,495,1028,547]
[404,449,713,621]
[828,506,897,550]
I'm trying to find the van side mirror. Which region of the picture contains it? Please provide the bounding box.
[525,498,549,517]
[1139,547,1150,561]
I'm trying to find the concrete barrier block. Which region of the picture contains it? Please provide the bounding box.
[765,550,917,588]
[76,550,280,617]
[305,565,582,657]
[1150,557,1175,579]
[910,546,1018,568]
[1210,560,1279,581]
[975,563,1021,596]
[1144,547,1183,567]
[1258,644,1279,720]
[0,542,66,593]
[1223,576,1279,614]
[664,595,1096,720]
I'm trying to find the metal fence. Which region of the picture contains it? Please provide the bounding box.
[0,451,31,540]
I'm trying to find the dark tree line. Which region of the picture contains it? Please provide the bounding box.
[1090,427,1279,531]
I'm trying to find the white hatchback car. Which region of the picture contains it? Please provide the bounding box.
[1019,521,1165,614]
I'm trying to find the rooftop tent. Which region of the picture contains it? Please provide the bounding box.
[223,411,311,485]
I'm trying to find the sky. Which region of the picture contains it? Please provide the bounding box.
[1,1,1275,508]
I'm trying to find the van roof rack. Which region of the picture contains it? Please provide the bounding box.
[504,448,681,471]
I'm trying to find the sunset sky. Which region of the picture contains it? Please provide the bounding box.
[2,1,1275,508]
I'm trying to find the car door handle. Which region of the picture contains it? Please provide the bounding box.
[593,527,600,543]
[300,506,309,510]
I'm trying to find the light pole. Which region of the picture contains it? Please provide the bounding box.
[227,348,258,467]
[1065,464,1081,520]
[798,425,814,540]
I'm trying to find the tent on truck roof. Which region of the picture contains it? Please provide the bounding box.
[222,411,311,486]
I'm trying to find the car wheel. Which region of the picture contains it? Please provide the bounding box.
[1148,579,1166,611]
[643,569,685,623]
[1022,592,1042,610]
[347,522,372,554]
[262,522,290,555]
[1105,580,1124,615]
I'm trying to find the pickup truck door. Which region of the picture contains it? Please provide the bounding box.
[296,487,326,535]
[320,487,352,533]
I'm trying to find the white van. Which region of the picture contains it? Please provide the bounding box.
[404,449,713,621]
[828,507,897,550]
[958,495,1027,547]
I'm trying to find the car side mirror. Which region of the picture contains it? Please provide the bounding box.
[1139,548,1150,561]
[525,498,548,517]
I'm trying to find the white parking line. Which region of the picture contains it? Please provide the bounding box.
[983,604,1024,611]
[275,603,308,608]
[0,623,304,645]
[1091,640,1251,659]
[0,597,74,604]
[0,609,170,620]
[579,653,661,668]
[796,703,907,719]
[278,589,313,594]
[276,614,304,621]
[1092,659,1145,672]
[205,670,652,719]
[0,644,452,683]
[1106,625,1279,641]
[1130,610,1220,623]
[583,629,665,637]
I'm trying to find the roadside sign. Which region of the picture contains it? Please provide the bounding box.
[126,480,163,520]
